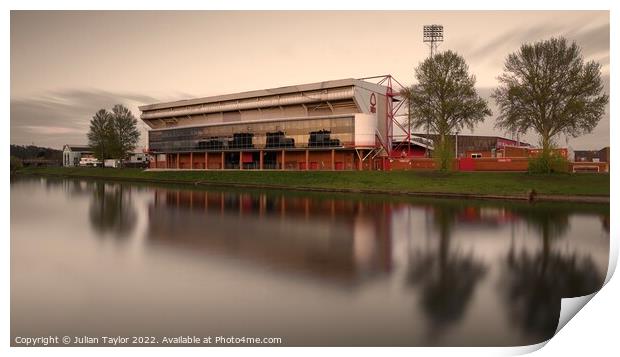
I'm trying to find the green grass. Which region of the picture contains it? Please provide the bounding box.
[16,167,609,197]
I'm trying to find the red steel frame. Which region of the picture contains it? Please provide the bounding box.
[358,74,410,158]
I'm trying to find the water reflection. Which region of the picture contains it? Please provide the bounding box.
[33,177,139,238]
[89,182,136,239]
[601,215,610,233]
[10,177,610,346]
[407,203,487,334]
[500,204,604,339]
[146,187,393,284]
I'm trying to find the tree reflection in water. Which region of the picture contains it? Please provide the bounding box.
[407,203,487,334]
[601,215,610,233]
[500,205,605,342]
[89,182,136,238]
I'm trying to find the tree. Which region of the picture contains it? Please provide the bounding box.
[10,156,23,174]
[401,50,491,171]
[493,37,608,173]
[10,145,62,161]
[87,109,113,165]
[109,104,140,167]
[400,86,415,136]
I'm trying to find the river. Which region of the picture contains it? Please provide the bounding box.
[10,176,609,347]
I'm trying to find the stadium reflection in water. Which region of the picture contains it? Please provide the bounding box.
[10,177,609,346]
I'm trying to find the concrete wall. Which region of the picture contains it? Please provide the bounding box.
[354,113,377,147]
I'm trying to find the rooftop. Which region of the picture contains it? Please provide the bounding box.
[63,144,92,152]
[139,78,389,112]
[412,133,531,146]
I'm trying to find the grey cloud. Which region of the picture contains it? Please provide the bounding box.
[467,22,609,64]
[564,23,610,59]
[468,24,565,61]
[10,89,187,149]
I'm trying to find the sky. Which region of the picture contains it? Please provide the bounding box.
[10,10,610,150]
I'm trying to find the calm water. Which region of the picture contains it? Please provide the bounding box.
[10,176,609,347]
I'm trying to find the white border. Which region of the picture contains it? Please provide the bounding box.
[4,1,617,357]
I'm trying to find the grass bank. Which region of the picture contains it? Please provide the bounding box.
[16,167,609,200]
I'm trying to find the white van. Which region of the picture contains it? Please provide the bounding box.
[104,159,120,168]
[79,157,101,167]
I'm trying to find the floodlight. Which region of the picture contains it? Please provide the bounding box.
[423,25,444,43]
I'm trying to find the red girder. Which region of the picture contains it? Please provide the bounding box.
[360,74,411,157]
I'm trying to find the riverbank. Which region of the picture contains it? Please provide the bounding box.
[16,167,610,203]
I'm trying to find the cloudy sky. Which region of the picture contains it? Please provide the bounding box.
[10,10,609,150]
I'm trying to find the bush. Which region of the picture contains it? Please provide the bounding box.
[528,150,569,174]
[433,139,455,172]
[10,156,23,174]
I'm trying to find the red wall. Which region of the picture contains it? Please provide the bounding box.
[390,146,427,158]
[502,146,529,158]
[389,157,529,171]
[529,148,568,158]
[147,150,560,172]
[472,157,529,171]
[390,158,436,170]
[464,150,494,158]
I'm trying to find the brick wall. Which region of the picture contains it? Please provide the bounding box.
[207,153,223,169]
[502,146,529,158]
[388,157,529,171]
[390,158,437,170]
[472,157,529,171]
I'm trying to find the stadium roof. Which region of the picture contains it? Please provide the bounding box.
[139,78,389,112]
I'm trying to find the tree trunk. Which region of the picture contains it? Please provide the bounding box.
[437,133,451,172]
[541,134,552,173]
[541,135,551,154]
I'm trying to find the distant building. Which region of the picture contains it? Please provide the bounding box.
[123,152,150,168]
[411,133,531,158]
[62,145,94,167]
[126,152,148,163]
[390,136,434,158]
[574,147,610,163]
[572,147,610,172]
